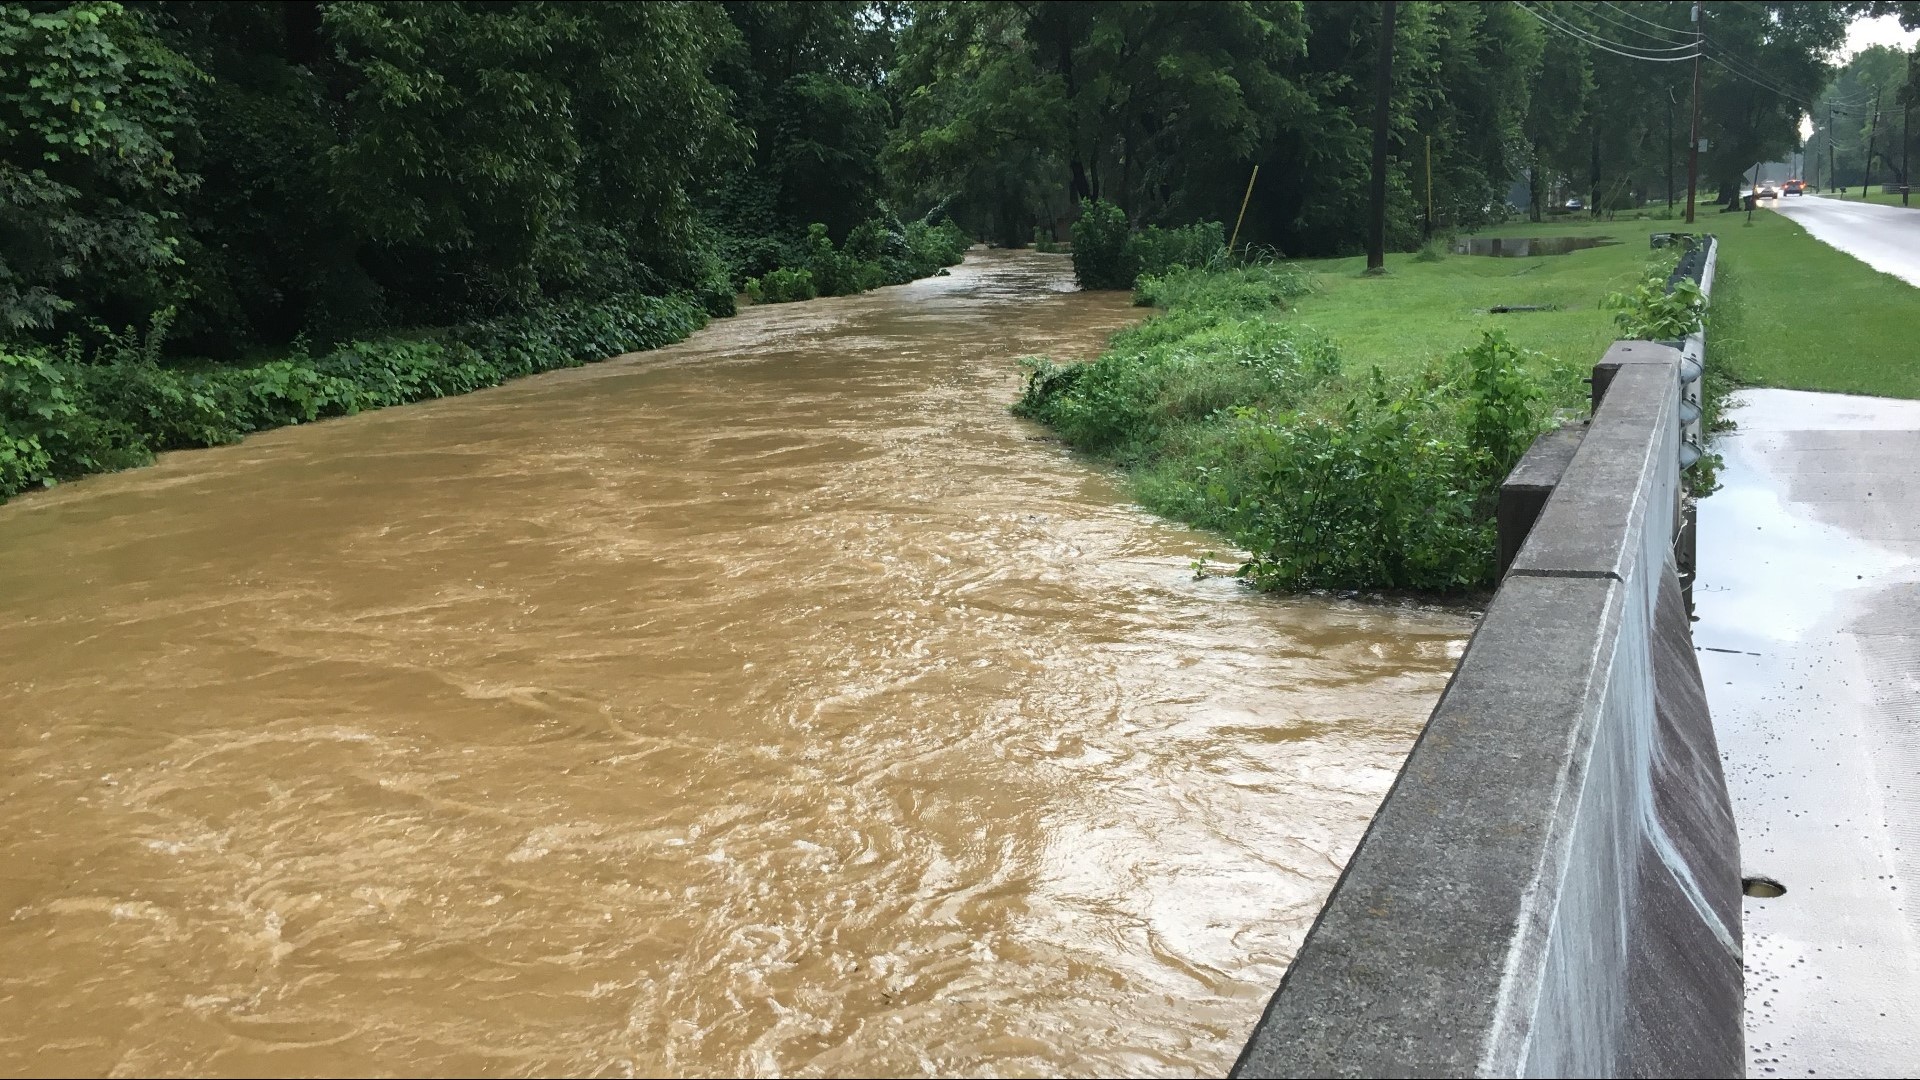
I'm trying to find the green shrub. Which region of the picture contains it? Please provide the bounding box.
[1070,201,1229,291]
[0,291,709,503]
[905,219,969,271]
[803,223,865,296]
[1198,335,1557,591]
[1017,312,1342,461]
[1034,227,1060,254]
[0,347,76,496]
[746,267,818,304]
[1017,259,1571,593]
[739,213,967,304]
[1606,276,1706,340]
[1129,221,1227,279]
[1134,264,1312,313]
[1070,199,1135,289]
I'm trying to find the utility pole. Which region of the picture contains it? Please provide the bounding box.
[1828,104,1836,193]
[1667,88,1677,213]
[1685,1,1703,223]
[1909,54,1918,207]
[1367,0,1396,272]
[1863,89,1881,199]
[1425,135,1433,239]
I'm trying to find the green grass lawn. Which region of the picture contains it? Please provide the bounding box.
[1812,189,1919,210]
[1282,220,1652,378]
[1710,208,1920,397]
[1276,207,1920,399]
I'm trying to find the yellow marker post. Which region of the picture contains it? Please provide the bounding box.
[1228,165,1259,260]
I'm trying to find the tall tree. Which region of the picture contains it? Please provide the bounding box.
[1,2,202,335]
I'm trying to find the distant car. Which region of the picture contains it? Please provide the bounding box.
[1783,180,1804,195]
[1564,197,1585,210]
[1758,184,1778,199]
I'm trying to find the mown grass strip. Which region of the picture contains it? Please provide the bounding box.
[1813,190,1920,211]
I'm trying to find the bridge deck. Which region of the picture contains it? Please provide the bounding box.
[1695,388,1920,1076]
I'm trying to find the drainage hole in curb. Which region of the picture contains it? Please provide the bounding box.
[1742,876,1787,898]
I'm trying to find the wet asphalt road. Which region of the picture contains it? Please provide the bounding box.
[1773,194,1920,286]
[1695,390,1920,1077]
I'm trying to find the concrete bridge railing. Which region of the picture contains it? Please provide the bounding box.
[1231,342,1743,1078]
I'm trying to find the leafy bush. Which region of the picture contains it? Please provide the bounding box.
[1194,333,1560,592]
[1134,264,1312,312]
[1129,221,1227,279]
[1069,199,1135,289]
[1607,276,1706,340]
[0,348,76,495]
[1017,261,1574,592]
[746,267,818,304]
[1018,315,1342,460]
[740,213,968,305]
[1070,201,1229,291]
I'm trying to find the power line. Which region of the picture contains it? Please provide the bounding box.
[1515,2,1701,62]
[1696,26,1871,110]
[1527,3,1700,53]
[1702,45,1870,113]
[1592,1,1694,47]
[1702,52,1819,107]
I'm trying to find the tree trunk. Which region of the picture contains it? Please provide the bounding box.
[1589,125,1601,218]
[1055,24,1093,205]
[1529,142,1544,223]
[1367,0,1397,271]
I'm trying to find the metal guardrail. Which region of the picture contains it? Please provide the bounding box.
[1664,234,1714,465]
[1658,234,1714,607]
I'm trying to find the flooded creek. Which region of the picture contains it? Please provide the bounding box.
[0,251,1470,1077]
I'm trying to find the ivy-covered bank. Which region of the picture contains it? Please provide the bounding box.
[0,293,704,501]
[0,214,968,504]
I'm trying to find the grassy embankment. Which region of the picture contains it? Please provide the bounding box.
[1022,202,1920,593]
[1281,222,1648,377]
[1813,189,1920,210]
[1475,209,1920,398]
[1017,253,1610,594]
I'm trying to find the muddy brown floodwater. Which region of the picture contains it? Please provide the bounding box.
[0,251,1470,1078]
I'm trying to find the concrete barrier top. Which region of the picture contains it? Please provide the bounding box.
[1232,349,1739,1078]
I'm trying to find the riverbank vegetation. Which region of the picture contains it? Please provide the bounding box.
[1018,263,1584,592]
[1015,221,1774,591]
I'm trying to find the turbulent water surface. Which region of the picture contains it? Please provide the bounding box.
[0,251,1470,1077]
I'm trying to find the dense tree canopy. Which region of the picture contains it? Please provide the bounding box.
[0,0,1895,360]
[1812,43,1920,189]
